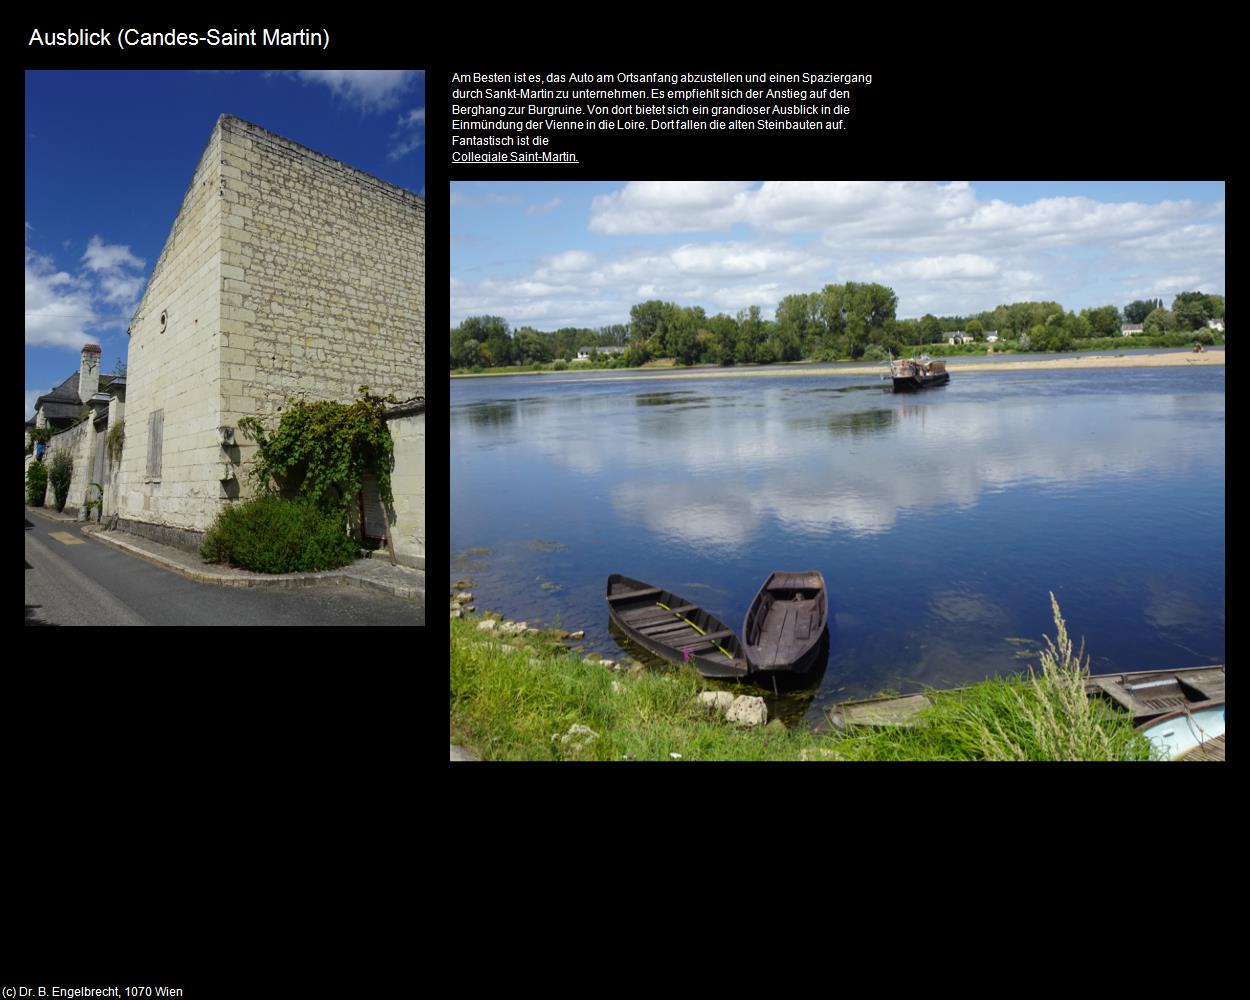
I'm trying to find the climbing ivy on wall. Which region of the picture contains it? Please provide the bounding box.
[107,420,125,465]
[237,386,396,514]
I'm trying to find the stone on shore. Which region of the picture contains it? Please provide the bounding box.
[695,691,736,717]
[553,724,599,755]
[726,695,768,727]
[477,619,498,631]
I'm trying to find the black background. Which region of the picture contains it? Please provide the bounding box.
[15,17,1228,984]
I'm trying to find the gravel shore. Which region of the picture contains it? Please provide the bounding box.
[453,351,1224,383]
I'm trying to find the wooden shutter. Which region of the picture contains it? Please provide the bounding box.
[146,409,164,479]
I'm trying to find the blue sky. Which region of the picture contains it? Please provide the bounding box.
[451,180,1225,331]
[25,70,424,419]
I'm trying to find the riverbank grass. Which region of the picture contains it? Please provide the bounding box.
[450,595,1156,761]
[450,618,820,761]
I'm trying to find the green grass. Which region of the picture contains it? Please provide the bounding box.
[450,618,821,761]
[450,595,1158,762]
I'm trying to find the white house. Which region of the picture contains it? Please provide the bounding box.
[1208,318,1225,332]
[947,332,974,345]
[1121,323,1144,336]
[985,331,999,343]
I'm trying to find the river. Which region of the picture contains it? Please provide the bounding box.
[451,363,1225,723]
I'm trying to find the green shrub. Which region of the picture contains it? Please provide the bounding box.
[552,359,568,371]
[200,495,359,573]
[26,460,47,507]
[49,451,74,512]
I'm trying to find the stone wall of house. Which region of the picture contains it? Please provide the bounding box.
[119,123,225,532]
[214,116,425,496]
[119,114,424,539]
[386,407,424,570]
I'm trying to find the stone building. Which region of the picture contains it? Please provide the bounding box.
[27,344,126,516]
[118,114,425,561]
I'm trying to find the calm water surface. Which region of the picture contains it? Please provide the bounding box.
[451,365,1225,723]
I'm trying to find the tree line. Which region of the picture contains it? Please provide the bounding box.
[450,285,1225,369]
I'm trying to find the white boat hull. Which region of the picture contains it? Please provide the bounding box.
[1140,704,1225,760]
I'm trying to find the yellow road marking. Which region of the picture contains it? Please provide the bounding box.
[49,531,85,545]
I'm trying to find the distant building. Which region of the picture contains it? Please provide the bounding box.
[576,345,627,360]
[1121,323,1144,336]
[1208,318,1225,332]
[985,331,999,343]
[946,332,974,345]
[26,343,126,513]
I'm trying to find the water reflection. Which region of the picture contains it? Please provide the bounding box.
[453,368,1225,700]
[453,396,552,430]
[823,408,896,437]
[636,391,712,406]
[591,389,1222,543]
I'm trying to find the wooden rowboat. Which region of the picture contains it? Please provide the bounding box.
[742,570,828,674]
[606,574,749,678]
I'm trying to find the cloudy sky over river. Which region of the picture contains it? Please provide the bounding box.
[450,180,1225,329]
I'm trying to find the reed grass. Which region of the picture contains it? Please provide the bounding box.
[831,594,1155,761]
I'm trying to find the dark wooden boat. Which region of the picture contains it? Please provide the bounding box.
[742,570,828,673]
[888,356,949,391]
[1085,665,1224,721]
[606,574,749,678]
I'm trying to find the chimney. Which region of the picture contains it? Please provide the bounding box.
[79,343,101,402]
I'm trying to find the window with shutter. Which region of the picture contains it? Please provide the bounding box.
[146,409,164,480]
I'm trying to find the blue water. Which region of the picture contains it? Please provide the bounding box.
[451,365,1225,719]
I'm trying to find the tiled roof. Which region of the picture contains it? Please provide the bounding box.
[41,372,80,402]
[32,371,124,421]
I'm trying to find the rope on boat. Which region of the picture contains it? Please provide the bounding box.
[656,601,735,659]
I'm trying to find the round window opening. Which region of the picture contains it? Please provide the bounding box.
[159,310,168,334]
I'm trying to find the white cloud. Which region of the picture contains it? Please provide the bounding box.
[81,235,143,274]
[27,235,146,347]
[873,254,999,281]
[25,247,98,348]
[454,181,1225,328]
[388,107,424,162]
[288,70,420,112]
[589,181,756,233]
[527,197,562,216]
[80,235,146,305]
[537,250,595,275]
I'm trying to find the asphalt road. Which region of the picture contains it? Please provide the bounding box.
[24,515,424,626]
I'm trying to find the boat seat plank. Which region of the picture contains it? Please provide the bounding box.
[641,619,702,637]
[620,604,697,626]
[607,587,663,603]
[685,629,734,645]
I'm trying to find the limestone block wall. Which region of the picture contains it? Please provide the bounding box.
[213,116,425,492]
[42,419,93,513]
[386,409,424,570]
[120,124,225,532]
